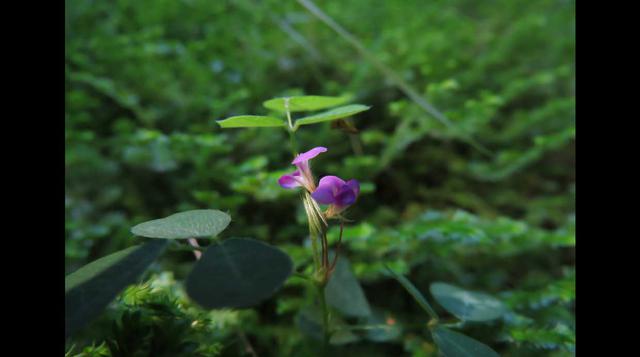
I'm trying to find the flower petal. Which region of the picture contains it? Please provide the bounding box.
[345,179,360,198]
[278,171,302,189]
[311,184,336,204]
[334,186,357,207]
[317,175,345,195]
[292,146,328,165]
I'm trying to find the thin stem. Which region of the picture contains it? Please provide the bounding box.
[289,129,298,156]
[310,231,321,273]
[170,241,204,253]
[237,329,258,357]
[285,97,299,156]
[334,322,428,332]
[295,0,492,157]
[321,230,329,271]
[348,132,363,156]
[329,220,344,273]
[293,272,312,281]
[285,97,294,130]
[187,238,202,260]
[317,284,331,348]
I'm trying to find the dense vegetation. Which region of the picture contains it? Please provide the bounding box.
[65,0,575,356]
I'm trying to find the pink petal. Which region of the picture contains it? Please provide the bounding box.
[317,175,346,195]
[334,187,357,207]
[345,179,360,198]
[311,184,336,204]
[278,170,302,189]
[292,146,328,165]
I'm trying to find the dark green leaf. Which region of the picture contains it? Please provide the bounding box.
[216,115,285,128]
[385,266,438,319]
[430,282,505,322]
[325,255,372,317]
[294,104,370,129]
[432,326,500,357]
[263,95,351,112]
[65,240,168,337]
[131,209,231,239]
[186,238,293,309]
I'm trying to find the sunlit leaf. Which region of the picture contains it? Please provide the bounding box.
[131,209,231,239]
[216,115,285,128]
[294,104,370,129]
[263,95,351,112]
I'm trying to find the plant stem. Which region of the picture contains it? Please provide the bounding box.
[284,97,294,130]
[310,228,322,273]
[284,97,299,156]
[295,0,492,157]
[329,220,344,272]
[187,238,202,260]
[317,283,330,348]
[289,129,298,156]
[170,241,204,253]
[320,230,329,270]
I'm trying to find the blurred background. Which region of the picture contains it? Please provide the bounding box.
[65,0,575,356]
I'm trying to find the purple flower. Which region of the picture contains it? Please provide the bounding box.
[311,175,360,218]
[278,146,327,192]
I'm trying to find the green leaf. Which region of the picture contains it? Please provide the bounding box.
[131,209,231,239]
[294,104,370,129]
[186,238,293,309]
[325,255,372,317]
[432,326,500,357]
[430,282,505,322]
[65,240,168,337]
[385,266,439,319]
[216,115,285,128]
[263,95,351,112]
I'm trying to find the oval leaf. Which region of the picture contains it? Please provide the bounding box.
[186,238,293,309]
[432,327,500,357]
[325,255,372,317]
[430,282,505,322]
[294,104,370,129]
[263,95,351,113]
[65,240,168,337]
[131,209,231,239]
[217,115,285,128]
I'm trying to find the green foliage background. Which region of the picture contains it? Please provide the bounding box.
[65,0,575,356]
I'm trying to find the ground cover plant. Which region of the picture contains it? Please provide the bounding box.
[65,0,575,356]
